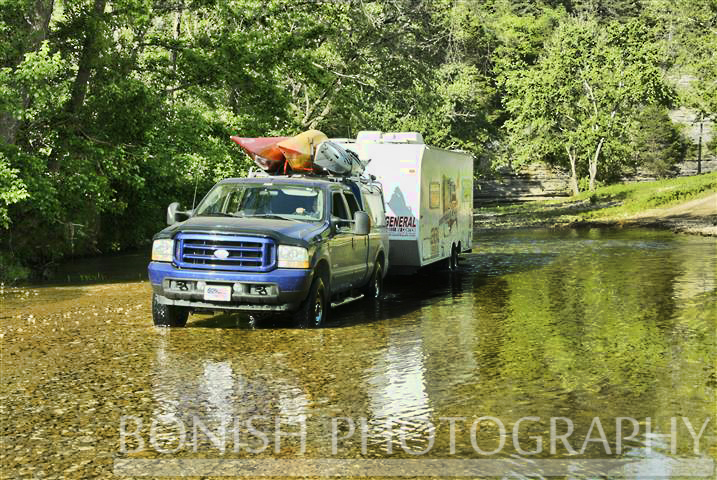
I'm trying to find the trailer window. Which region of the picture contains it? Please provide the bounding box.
[332,192,350,220]
[462,179,472,204]
[443,176,457,212]
[429,182,440,209]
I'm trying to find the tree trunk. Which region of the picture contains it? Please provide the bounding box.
[171,6,182,101]
[0,0,54,145]
[0,113,19,146]
[29,0,54,47]
[67,0,107,114]
[566,145,580,195]
[589,137,605,192]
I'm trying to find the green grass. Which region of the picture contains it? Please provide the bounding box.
[475,172,717,229]
[578,172,717,219]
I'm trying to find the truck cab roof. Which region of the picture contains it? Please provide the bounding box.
[218,174,383,196]
[218,175,341,189]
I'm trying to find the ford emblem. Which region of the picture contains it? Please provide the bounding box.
[214,249,230,259]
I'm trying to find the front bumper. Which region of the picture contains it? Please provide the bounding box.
[148,262,312,311]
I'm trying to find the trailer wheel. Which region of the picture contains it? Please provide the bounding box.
[294,274,328,328]
[152,294,189,327]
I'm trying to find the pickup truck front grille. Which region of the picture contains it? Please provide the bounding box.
[174,233,276,272]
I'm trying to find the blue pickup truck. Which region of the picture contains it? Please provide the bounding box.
[147,175,389,327]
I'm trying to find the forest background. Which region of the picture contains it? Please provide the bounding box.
[1,0,715,279]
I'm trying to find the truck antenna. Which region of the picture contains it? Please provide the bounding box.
[191,160,201,210]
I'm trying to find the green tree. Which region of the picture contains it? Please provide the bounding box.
[568,0,642,21]
[503,17,672,194]
[0,0,54,145]
[0,153,28,228]
[629,106,687,178]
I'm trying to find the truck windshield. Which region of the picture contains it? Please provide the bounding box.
[195,183,324,221]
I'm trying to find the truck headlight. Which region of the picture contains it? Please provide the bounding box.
[152,239,174,262]
[277,245,309,269]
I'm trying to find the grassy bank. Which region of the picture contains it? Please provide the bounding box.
[475,172,717,234]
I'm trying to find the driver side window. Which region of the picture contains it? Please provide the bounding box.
[344,192,360,219]
[332,192,350,221]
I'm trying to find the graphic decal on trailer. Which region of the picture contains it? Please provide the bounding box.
[386,186,418,237]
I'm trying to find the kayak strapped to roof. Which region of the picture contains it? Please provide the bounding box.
[313,141,364,176]
[230,136,289,173]
[230,129,365,177]
[276,130,328,172]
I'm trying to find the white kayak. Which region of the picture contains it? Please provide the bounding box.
[314,141,364,176]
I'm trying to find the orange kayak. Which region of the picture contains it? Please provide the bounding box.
[277,130,328,171]
[230,136,289,172]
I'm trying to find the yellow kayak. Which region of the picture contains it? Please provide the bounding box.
[277,130,328,171]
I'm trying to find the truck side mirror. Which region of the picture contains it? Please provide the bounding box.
[167,202,190,225]
[353,211,370,235]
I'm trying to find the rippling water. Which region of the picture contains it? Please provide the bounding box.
[1,228,715,478]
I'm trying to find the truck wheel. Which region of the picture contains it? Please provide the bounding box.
[294,275,328,328]
[362,261,384,300]
[152,294,189,327]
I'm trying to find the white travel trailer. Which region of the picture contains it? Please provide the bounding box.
[336,131,473,273]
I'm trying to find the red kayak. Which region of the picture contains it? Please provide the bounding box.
[230,136,289,172]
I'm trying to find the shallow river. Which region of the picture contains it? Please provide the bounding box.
[1,228,715,479]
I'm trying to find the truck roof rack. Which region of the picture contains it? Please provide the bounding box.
[248,167,378,184]
[247,167,271,178]
[245,170,382,193]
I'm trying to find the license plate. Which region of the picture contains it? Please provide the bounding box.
[204,285,232,302]
[251,285,269,296]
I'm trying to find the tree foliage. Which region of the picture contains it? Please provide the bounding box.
[0,0,713,276]
[503,17,673,193]
[629,106,687,178]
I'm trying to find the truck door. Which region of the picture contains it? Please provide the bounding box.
[328,191,353,292]
[344,191,369,287]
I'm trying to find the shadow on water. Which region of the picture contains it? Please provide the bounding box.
[187,269,468,330]
[188,250,558,330]
[37,251,150,286]
[461,251,559,277]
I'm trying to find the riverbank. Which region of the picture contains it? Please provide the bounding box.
[2,173,714,284]
[474,172,717,236]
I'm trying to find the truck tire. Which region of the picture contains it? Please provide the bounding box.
[449,245,459,271]
[362,260,384,300]
[152,294,189,327]
[294,274,328,328]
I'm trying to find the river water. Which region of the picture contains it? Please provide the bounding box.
[1,228,715,479]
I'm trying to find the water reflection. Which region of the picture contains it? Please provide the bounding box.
[11,230,684,476]
[199,361,235,425]
[143,229,717,474]
[366,323,432,448]
[11,229,716,477]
